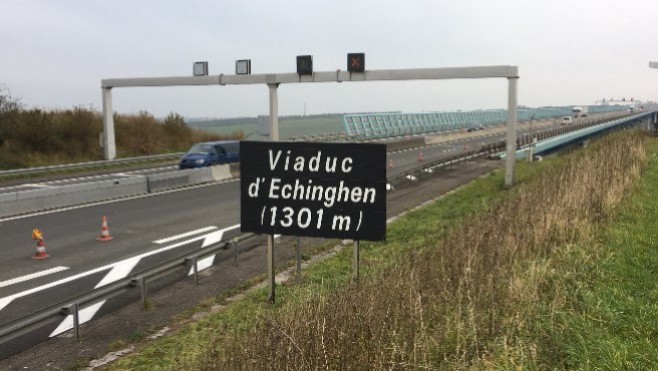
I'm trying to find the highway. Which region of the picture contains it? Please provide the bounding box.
[0,111,632,359]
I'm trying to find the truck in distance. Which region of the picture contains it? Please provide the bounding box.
[572,106,588,118]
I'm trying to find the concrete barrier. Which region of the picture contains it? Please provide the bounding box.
[385,137,426,152]
[0,164,242,218]
[229,163,240,178]
[147,171,192,193]
[0,177,148,218]
[146,165,233,193]
[210,164,232,181]
[187,167,215,185]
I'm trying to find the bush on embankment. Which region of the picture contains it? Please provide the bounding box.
[0,85,240,169]
[109,130,651,370]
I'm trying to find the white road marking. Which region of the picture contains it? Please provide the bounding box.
[94,257,141,289]
[202,224,239,247]
[22,183,54,189]
[0,224,241,312]
[0,266,70,288]
[188,256,215,276]
[186,223,240,275]
[48,224,240,336]
[153,226,218,245]
[0,265,115,312]
[50,300,106,337]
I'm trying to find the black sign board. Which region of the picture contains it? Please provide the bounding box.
[240,141,386,241]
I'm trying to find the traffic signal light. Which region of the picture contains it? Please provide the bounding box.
[347,53,365,73]
[296,55,313,75]
[193,61,208,76]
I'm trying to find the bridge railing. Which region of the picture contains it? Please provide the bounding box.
[343,105,629,140]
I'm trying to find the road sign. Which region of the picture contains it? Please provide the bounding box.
[347,53,365,73]
[240,141,386,241]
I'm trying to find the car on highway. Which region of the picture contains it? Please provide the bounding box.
[179,140,240,169]
[466,124,484,132]
[561,116,574,125]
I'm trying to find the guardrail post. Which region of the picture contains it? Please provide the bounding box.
[72,303,80,342]
[192,257,199,286]
[233,239,239,267]
[139,277,147,309]
[528,138,537,162]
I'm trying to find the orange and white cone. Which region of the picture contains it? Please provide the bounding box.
[418,150,424,162]
[32,228,50,260]
[96,216,113,242]
[388,158,394,169]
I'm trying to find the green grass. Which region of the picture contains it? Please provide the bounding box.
[545,141,658,369]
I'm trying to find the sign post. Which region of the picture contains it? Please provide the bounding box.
[266,82,279,304]
[296,236,302,282]
[353,240,360,282]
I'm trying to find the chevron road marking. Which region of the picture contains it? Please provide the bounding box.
[186,224,239,276]
[47,224,240,337]
[0,225,240,320]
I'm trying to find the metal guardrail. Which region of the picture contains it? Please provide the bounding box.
[387,140,506,187]
[0,153,184,177]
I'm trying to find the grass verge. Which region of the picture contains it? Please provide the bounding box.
[106,131,654,370]
[541,138,658,369]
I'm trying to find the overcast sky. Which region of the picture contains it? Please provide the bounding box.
[2,0,656,118]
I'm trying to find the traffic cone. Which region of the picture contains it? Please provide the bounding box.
[96,216,113,242]
[32,228,50,260]
[388,158,394,169]
[418,150,424,162]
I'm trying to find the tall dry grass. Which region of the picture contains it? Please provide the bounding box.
[201,131,648,370]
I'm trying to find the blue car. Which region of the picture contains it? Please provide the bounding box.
[179,140,240,169]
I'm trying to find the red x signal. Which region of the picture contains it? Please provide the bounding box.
[347,53,365,73]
